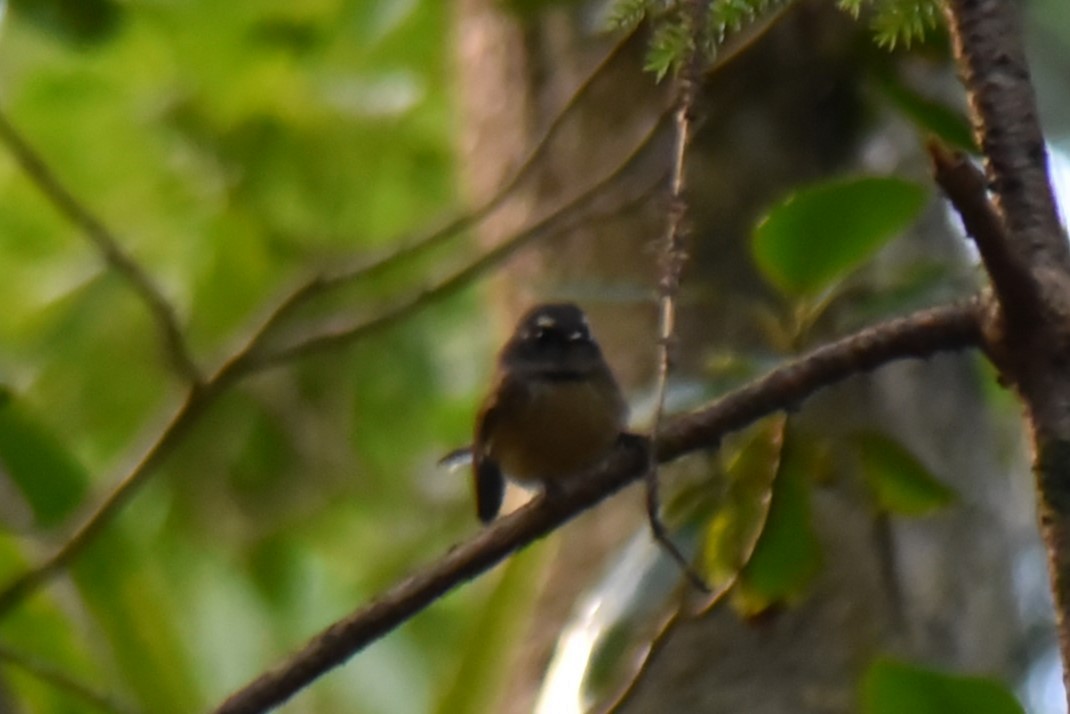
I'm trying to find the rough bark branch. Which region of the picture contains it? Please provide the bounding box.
[945,1,1070,706]
[927,141,1039,320]
[946,0,1066,273]
[212,300,982,714]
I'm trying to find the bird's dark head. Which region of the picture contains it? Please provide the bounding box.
[500,303,605,380]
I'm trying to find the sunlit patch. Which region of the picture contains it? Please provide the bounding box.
[944,143,1070,264]
[1049,143,1070,232]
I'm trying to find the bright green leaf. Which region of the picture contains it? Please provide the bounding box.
[699,416,785,593]
[0,387,89,527]
[862,658,1025,714]
[734,427,821,614]
[752,177,928,297]
[856,432,955,516]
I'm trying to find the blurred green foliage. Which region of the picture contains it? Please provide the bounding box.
[0,1,510,712]
[752,176,928,299]
[854,430,955,516]
[862,658,1026,714]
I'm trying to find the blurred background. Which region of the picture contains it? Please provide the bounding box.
[0,0,1066,712]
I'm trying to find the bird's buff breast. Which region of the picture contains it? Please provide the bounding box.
[489,379,624,484]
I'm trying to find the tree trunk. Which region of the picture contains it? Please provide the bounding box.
[451,1,1034,711]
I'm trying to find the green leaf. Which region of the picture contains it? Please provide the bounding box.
[862,658,1025,714]
[0,387,89,527]
[752,177,928,297]
[855,432,954,516]
[872,71,977,153]
[699,416,785,592]
[734,426,821,614]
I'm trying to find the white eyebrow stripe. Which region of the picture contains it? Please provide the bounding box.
[535,315,557,328]
[568,330,583,340]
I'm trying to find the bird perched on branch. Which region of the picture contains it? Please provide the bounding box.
[463,302,629,522]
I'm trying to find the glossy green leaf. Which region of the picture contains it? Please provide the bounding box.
[0,387,89,527]
[862,658,1025,714]
[734,426,821,614]
[856,432,955,516]
[699,416,785,593]
[752,177,928,297]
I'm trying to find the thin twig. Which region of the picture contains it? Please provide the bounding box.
[647,0,710,592]
[0,110,201,385]
[0,116,667,617]
[239,10,782,354]
[240,31,643,350]
[0,643,140,714]
[240,113,671,373]
[0,389,212,614]
[211,299,982,714]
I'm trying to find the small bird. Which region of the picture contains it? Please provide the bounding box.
[469,303,629,522]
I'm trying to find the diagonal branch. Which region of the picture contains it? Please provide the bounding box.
[927,141,1041,321]
[211,299,982,714]
[0,110,201,385]
[0,117,665,617]
[237,112,670,373]
[240,30,647,349]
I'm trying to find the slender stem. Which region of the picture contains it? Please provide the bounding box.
[241,113,670,374]
[0,111,201,384]
[647,0,710,592]
[240,31,643,350]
